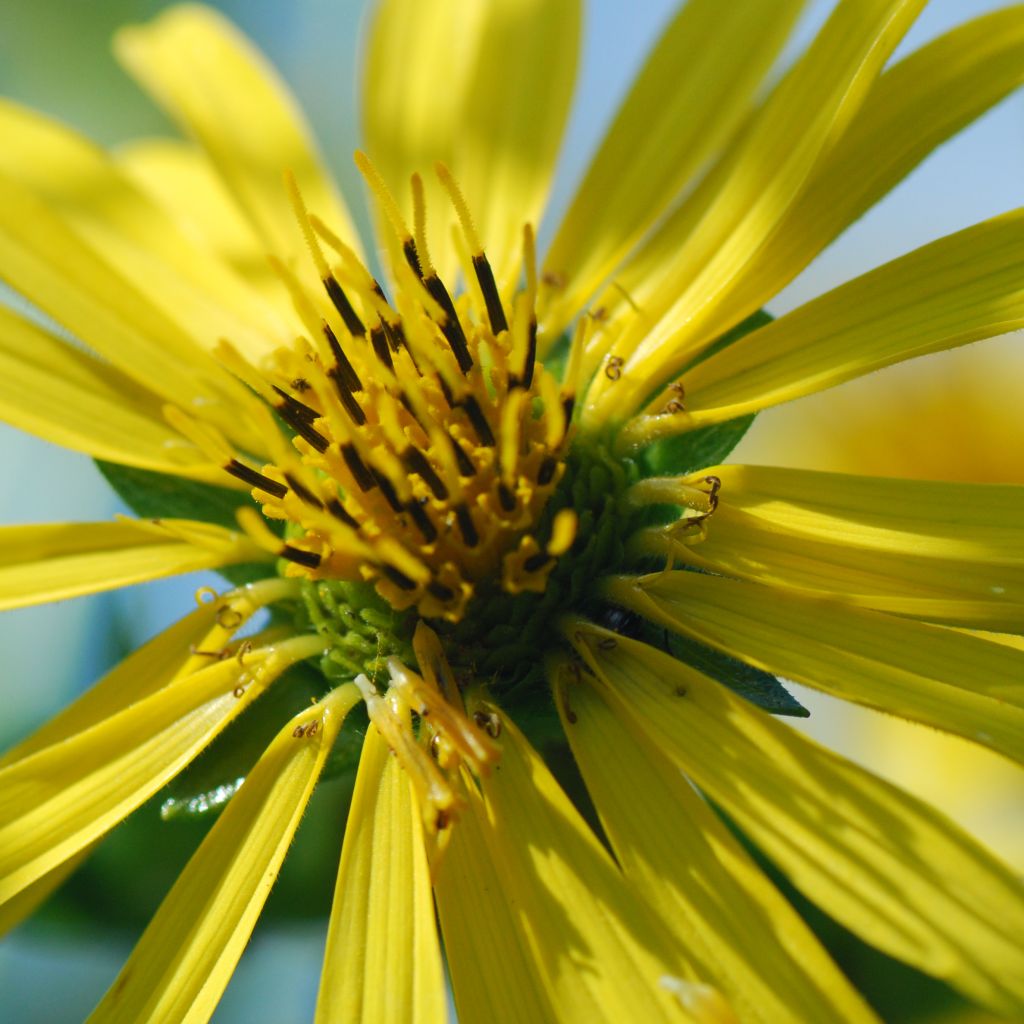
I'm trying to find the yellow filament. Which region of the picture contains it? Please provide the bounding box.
[436,162,483,254]
[353,149,413,245]
[410,173,436,276]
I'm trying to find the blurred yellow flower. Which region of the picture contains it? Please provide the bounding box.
[2,2,1024,1022]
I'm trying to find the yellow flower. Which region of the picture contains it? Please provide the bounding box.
[2,2,1024,1022]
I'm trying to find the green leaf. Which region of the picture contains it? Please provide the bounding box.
[95,460,276,585]
[96,460,258,529]
[160,661,365,821]
[640,310,772,476]
[663,626,809,718]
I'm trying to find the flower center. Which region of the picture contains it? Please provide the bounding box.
[190,160,583,626]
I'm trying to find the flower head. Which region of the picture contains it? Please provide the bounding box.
[3,1,1024,1021]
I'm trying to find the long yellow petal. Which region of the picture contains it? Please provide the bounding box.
[1,577,298,767]
[584,0,926,425]
[621,210,1024,446]
[540,0,806,338]
[0,845,93,938]
[597,7,1024,374]
[362,0,485,284]
[116,138,292,315]
[0,306,220,480]
[0,175,266,454]
[114,5,360,267]
[0,635,323,904]
[551,655,876,1024]
[363,0,579,287]
[315,722,446,1024]
[459,693,710,1023]
[631,465,1024,629]
[715,6,1024,347]
[570,625,1024,1018]
[89,683,360,1024]
[0,99,289,360]
[606,572,1024,766]
[0,519,266,612]
[434,769,559,1024]
[452,0,580,288]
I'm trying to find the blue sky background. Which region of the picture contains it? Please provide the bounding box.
[0,2,1021,1020]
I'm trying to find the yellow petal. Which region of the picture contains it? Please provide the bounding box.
[0,845,93,938]
[551,655,876,1024]
[451,0,580,288]
[632,465,1024,629]
[583,0,926,426]
[0,519,266,612]
[89,683,360,1024]
[362,0,485,283]
[540,0,805,338]
[0,635,323,905]
[622,210,1024,446]
[0,174,266,454]
[0,305,221,480]
[363,0,579,287]
[456,693,706,1023]
[116,138,293,315]
[596,7,1024,376]
[1,577,298,767]
[713,6,1024,348]
[434,769,559,1024]
[606,572,1024,766]
[114,5,360,268]
[570,625,1024,1018]
[0,99,289,361]
[315,722,446,1024]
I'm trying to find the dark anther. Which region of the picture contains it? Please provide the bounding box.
[406,500,438,544]
[427,579,455,601]
[225,459,288,499]
[450,436,477,477]
[327,497,360,529]
[369,325,394,370]
[437,375,456,409]
[291,377,311,392]
[402,237,422,277]
[283,473,323,508]
[472,253,508,335]
[341,444,376,491]
[509,320,538,390]
[497,482,516,513]
[323,276,366,337]
[461,395,495,447]
[454,503,479,548]
[323,323,362,393]
[370,468,405,513]
[403,448,448,500]
[328,371,368,426]
[381,564,417,591]
[272,385,319,421]
[275,401,329,453]
[561,395,575,427]
[523,551,551,574]
[537,456,557,486]
[281,544,322,569]
[424,274,473,373]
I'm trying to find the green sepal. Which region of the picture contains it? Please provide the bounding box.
[159,661,363,821]
[663,626,809,718]
[639,310,772,476]
[94,459,277,584]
